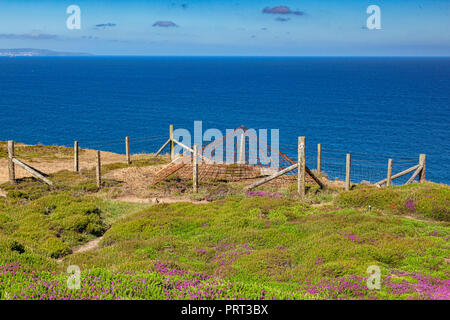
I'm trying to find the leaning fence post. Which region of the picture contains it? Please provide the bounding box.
[386,159,393,186]
[8,140,16,185]
[419,154,426,183]
[317,143,322,175]
[96,151,102,189]
[298,137,306,196]
[193,144,198,193]
[74,141,79,172]
[345,153,351,191]
[125,136,131,165]
[170,125,175,161]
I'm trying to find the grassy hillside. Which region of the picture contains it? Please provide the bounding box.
[0,145,448,300]
[0,142,79,160]
[336,183,450,221]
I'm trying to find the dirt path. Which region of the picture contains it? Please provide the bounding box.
[72,236,104,254]
[114,195,209,205]
[56,236,104,263]
[0,147,126,184]
[54,193,208,264]
[310,202,333,207]
[377,210,430,223]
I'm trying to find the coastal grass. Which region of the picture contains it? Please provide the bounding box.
[0,170,118,201]
[64,195,448,280]
[0,155,168,201]
[0,148,448,300]
[1,189,448,299]
[0,191,149,269]
[336,183,450,221]
[0,142,81,161]
[103,155,169,171]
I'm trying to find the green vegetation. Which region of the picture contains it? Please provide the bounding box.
[1,185,448,299]
[1,170,118,201]
[103,156,168,171]
[63,195,448,281]
[0,192,148,269]
[336,183,450,221]
[0,142,81,160]
[0,144,448,300]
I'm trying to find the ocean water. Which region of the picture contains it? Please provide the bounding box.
[0,57,449,184]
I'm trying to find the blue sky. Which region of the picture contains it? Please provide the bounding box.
[0,0,449,55]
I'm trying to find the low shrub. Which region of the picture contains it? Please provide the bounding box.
[0,193,108,261]
[336,183,450,221]
[42,238,71,259]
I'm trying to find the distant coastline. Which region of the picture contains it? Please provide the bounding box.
[0,48,94,57]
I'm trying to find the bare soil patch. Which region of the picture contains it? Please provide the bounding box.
[56,236,104,263]
[103,165,166,198]
[114,195,208,205]
[72,236,104,254]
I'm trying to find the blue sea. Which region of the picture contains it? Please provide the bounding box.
[0,57,449,184]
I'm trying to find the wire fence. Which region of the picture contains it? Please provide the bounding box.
[280,143,420,185]
[78,134,169,156]
[73,131,421,186]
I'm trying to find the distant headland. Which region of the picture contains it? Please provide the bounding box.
[0,48,94,57]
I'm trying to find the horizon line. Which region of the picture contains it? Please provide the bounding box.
[1,55,450,58]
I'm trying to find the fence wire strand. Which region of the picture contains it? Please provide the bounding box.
[280,143,420,185]
[70,131,422,186]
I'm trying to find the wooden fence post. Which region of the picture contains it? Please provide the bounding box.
[193,144,198,193]
[74,141,79,172]
[386,159,393,186]
[8,140,16,185]
[170,125,175,161]
[125,136,131,165]
[96,151,102,189]
[317,143,321,175]
[419,154,426,183]
[345,153,351,191]
[298,137,306,196]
